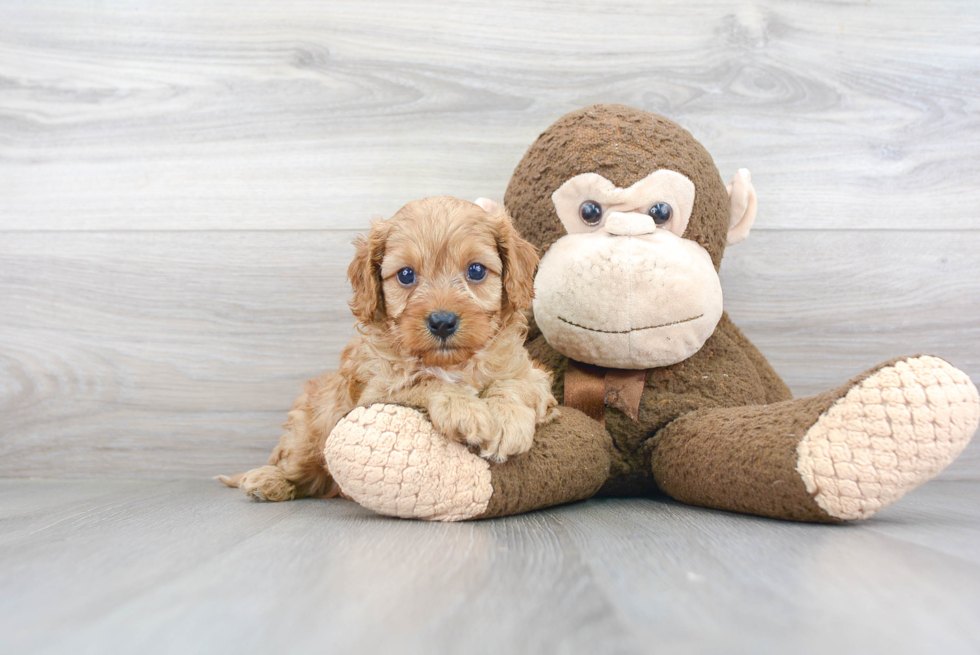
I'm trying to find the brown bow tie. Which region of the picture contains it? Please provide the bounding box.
[564,359,647,427]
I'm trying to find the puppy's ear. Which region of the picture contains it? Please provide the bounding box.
[348,219,390,324]
[493,208,539,311]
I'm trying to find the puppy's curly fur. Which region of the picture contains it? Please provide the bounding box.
[220,197,559,502]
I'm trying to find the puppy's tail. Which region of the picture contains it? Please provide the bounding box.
[216,472,246,488]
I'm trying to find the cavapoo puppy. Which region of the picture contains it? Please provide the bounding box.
[220,196,559,501]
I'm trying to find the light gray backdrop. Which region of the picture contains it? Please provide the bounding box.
[1,0,978,479]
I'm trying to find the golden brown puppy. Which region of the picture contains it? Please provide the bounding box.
[220,196,559,502]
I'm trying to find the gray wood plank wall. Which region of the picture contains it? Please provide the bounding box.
[2,0,978,479]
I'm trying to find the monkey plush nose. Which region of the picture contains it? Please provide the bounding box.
[604,211,657,237]
[427,311,459,339]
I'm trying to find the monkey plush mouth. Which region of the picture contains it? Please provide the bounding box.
[534,227,724,369]
[557,314,704,334]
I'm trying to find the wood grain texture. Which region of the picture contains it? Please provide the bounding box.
[1,0,979,231]
[1,478,978,654]
[0,231,357,478]
[0,230,976,478]
[0,0,978,480]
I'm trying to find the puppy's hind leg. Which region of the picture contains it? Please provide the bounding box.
[233,465,299,502]
[218,464,301,502]
[225,432,337,502]
[217,421,309,501]
[219,470,318,502]
[220,373,346,502]
[234,418,338,502]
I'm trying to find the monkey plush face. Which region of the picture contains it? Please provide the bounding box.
[533,170,723,369]
[504,105,757,369]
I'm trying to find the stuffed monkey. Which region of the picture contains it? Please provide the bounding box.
[324,105,979,522]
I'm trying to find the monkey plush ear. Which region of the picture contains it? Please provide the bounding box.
[474,197,501,213]
[347,219,390,324]
[493,209,539,312]
[726,168,757,245]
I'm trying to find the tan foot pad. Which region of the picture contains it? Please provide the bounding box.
[797,356,979,520]
[324,404,493,522]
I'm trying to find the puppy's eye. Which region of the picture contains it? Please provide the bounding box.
[648,202,672,225]
[579,201,603,226]
[466,263,487,282]
[396,267,416,286]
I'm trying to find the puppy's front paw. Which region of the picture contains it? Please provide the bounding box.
[238,465,297,502]
[427,392,494,450]
[527,365,560,425]
[538,396,561,426]
[483,399,537,463]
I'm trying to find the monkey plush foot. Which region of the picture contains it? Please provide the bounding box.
[796,355,979,520]
[324,404,494,521]
[652,355,979,523]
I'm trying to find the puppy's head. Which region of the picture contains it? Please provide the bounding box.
[348,196,538,367]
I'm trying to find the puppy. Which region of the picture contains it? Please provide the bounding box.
[220,196,559,501]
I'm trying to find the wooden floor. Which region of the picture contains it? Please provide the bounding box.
[2,2,979,652]
[1,478,978,654]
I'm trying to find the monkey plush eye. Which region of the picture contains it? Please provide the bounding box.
[396,267,416,286]
[579,201,603,226]
[649,202,673,225]
[467,263,487,282]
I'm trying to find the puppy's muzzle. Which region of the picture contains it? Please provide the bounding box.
[427,311,459,340]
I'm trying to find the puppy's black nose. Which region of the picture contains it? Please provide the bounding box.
[427,311,459,340]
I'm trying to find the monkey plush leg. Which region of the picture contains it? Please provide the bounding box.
[324,404,611,521]
[651,355,979,522]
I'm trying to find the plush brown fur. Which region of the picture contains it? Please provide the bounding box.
[220,197,557,501]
